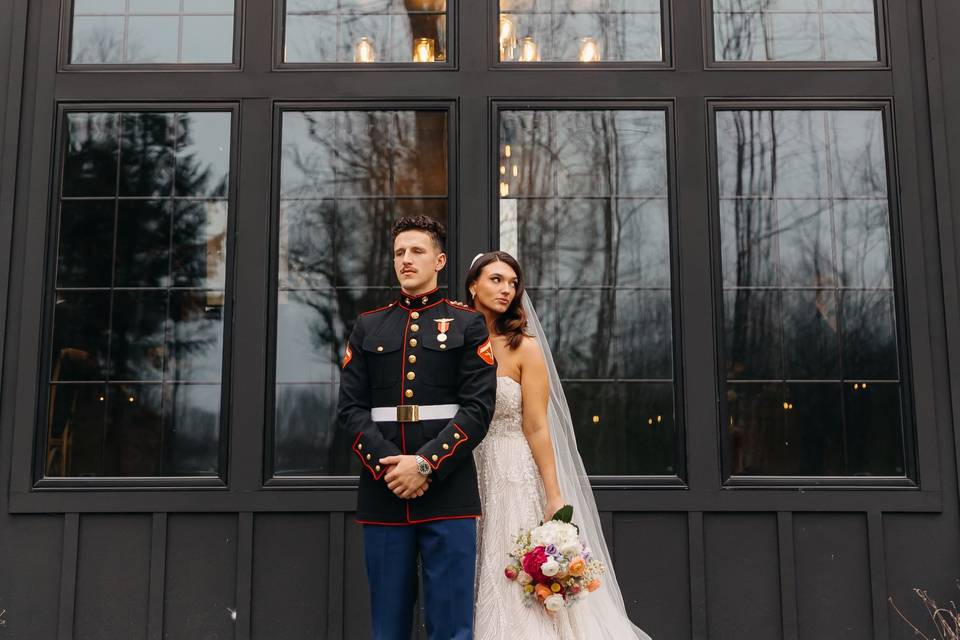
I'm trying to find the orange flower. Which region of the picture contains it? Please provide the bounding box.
[587,579,601,592]
[567,557,586,577]
[535,584,553,600]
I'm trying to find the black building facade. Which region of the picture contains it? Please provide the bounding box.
[2,1,960,638]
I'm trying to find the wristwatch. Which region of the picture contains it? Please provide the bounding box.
[414,455,432,476]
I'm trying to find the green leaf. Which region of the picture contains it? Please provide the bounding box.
[551,505,574,523]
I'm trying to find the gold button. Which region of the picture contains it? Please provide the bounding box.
[442,443,449,450]
[366,453,371,460]
[405,298,411,304]
[411,311,420,320]
[454,433,461,439]
[358,443,363,450]
[431,454,438,461]
[375,464,381,472]
[407,372,416,381]
[409,338,418,348]
[408,355,417,364]
[377,346,384,352]
[422,297,428,304]
[439,344,446,350]
[410,324,419,332]
[405,389,414,398]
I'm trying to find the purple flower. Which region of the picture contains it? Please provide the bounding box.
[545,544,558,556]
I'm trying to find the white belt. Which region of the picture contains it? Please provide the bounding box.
[371,404,460,423]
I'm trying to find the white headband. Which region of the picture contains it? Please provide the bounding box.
[470,252,485,268]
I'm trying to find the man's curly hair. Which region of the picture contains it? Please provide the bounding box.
[391,215,446,252]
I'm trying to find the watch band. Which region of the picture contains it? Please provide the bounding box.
[414,455,432,476]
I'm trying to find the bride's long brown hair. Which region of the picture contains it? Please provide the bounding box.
[465,251,528,350]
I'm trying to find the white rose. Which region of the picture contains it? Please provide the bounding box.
[517,571,533,585]
[541,557,560,577]
[544,594,565,612]
[558,539,583,557]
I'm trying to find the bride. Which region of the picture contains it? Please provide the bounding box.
[466,251,652,640]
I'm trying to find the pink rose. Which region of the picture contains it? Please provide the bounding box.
[504,566,518,581]
[522,546,549,583]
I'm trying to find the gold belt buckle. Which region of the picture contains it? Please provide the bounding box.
[396,404,419,422]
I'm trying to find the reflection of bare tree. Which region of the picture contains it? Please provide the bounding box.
[71,20,147,64]
[275,110,447,474]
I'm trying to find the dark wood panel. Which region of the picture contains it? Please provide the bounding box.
[75,514,151,640]
[794,513,873,640]
[0,515,63,640]
[251,513,330,640]
[704,513,782,639]
[163,514,238,640]
[613,512,690,640]
[885,512,960,640]
[342,518,373,640]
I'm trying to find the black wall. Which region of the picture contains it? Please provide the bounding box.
[2,1,960,639]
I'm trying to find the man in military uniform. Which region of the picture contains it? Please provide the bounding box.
[338,216,497,640]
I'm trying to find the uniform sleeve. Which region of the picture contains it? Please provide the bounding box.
[415,313,497,481]
[337,319,402,481]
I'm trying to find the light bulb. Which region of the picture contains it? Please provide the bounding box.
[578,37,600,63]
[354,37,376,63]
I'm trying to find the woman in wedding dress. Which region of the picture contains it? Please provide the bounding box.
[466,251,652,640]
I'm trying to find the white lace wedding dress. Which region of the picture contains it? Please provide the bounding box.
[473,376,649,639]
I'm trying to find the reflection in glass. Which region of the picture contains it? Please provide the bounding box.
[70,1,236,64]
[273,109,449,476]
[499,0,663,63]
[713,0,879,62]
[284,1,449,64]
[44,110,232,478]
[717,109,906,477]
[499,109,676,476]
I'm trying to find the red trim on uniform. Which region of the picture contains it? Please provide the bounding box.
[397,298,445,312]
[360,301,396,316]
[443,298,480,313]
[352,432,385,480]
[356,514,481,526]
[428,424,468,470]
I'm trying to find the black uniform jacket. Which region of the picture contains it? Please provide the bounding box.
[337,287,498,524]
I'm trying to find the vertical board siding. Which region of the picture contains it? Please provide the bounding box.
[0,515,63,640]
[75,514,151,640]
[794,513,874,640]
[343,518,373,639]
[614,512,691,640]
[251,513,331,640]
[163,514,238,640]
[704,513,782,639]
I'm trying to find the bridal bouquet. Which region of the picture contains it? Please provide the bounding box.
[503,505,606,613]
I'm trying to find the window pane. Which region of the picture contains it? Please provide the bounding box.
[499,109,677,477]
[43,110,232,478]
[273,109,449,476]
[498,1,663,63]
[713,0,879,62]
[283,1,449,64]
[717,108,907,477]
[70,1,236,64]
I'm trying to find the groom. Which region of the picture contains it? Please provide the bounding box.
[338,215,498,639]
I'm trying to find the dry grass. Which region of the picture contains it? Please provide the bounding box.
[889,583,960,639]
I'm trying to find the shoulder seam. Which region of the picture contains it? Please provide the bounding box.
[360,302,396,316]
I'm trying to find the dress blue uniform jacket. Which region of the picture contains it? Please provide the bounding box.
[338,287,498,524]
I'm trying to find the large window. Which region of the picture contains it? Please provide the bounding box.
[497,0,664,63]
[712,0,880,63]
[498,107,679,478]
[271,107,450,477]
[714,106,909,478]
[43,109,233,478]
[282,1,449,64]
[68,0,238,65]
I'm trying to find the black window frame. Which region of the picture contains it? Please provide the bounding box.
[263,100,459,488]
[58,0,245,72]
[31,101,241,490]
[701,0,890,70]
[488,0,675,70]
[272,0,459,72]
[490,98,687,488]
[707,98,919,488]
